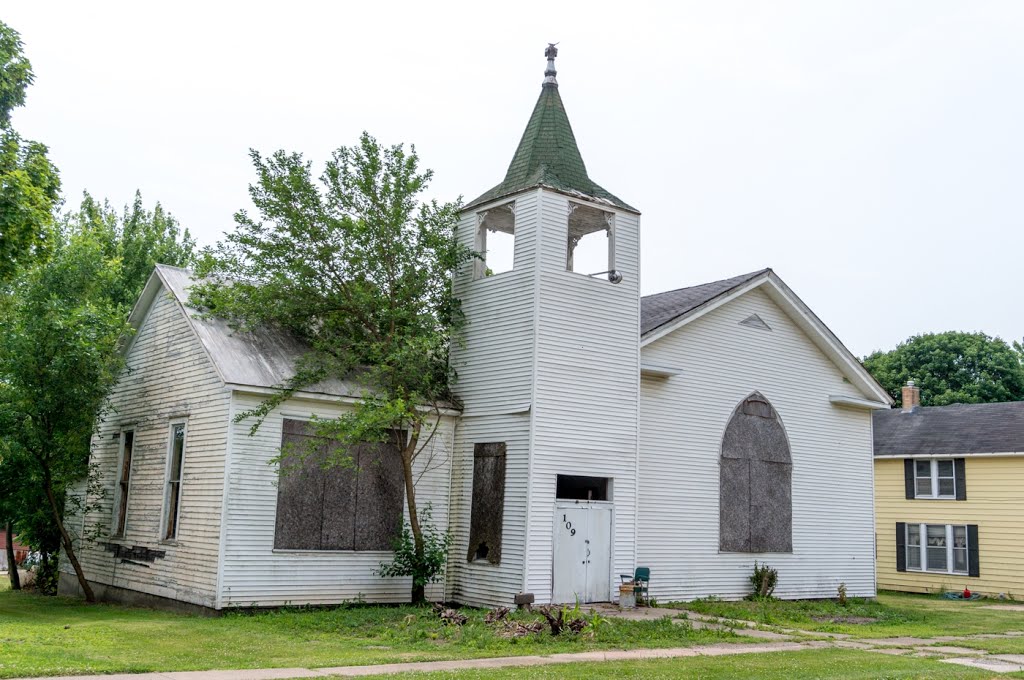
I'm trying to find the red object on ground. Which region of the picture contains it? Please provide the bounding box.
[963,588,972,599]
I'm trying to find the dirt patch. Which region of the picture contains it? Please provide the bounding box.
[811,615,878,625]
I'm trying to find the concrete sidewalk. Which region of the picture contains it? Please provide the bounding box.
[7,641,822,680]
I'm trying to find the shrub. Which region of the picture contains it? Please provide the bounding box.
[748,561,778,599]
[377,503,452,596]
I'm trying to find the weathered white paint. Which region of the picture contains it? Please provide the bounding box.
[63,283,231,608]
[638,286,877,601]
[218,392,455,607]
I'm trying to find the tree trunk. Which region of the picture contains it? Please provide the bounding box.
[5,523,20,591]
[401,422,426,604]
[40,467,94,603]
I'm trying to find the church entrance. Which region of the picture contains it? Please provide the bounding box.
[552,499,612,604]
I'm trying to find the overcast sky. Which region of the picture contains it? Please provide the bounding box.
[5,1,1023,357]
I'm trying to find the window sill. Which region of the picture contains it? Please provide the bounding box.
[905,568,969,576]
[911,496,958,501]
[271,549,392,555]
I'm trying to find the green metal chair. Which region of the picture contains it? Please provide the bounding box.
[619,567,651,604]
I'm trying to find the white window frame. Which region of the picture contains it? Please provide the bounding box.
[111,428,135,537]
[905,523,969,574]
[161,422,187,541]
[913,458,957,499]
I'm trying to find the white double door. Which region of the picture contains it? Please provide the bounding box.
[552,501,612,604]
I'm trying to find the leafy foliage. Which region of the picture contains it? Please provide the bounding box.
[377,504,452,592]
[61,190,196,307]
[191,132,475,602]
[863,331,1024,406]
[748,561,778,599]
[0,20,33,127]
[0,190,196,598]
[0,20,60,282]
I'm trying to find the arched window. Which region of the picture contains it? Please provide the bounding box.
[719,392,793,553]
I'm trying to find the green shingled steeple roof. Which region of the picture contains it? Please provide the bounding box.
[465,46,637,213]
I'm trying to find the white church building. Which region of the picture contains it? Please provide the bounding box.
[61,47,892,611]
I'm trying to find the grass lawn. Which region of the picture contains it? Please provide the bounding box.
[0,582,739,679]
[360,649,1010,679]
[678,590,1024,643]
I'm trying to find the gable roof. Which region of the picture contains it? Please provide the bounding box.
[873,401,1024,457]
[127,265,355,397]
[464,54,636,213]
[640,269,893,406]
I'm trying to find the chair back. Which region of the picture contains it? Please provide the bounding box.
[634,567,650,583]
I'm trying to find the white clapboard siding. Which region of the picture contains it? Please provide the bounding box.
[219,393,455,607]
[525,194,641,602]
[445,414,531,606]
[638,286,876,601]
[446,191,541,606]
[62,286,230,608]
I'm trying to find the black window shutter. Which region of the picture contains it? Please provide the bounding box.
[968,524,979,577]
[895,522,907,572]
[904,460,915,499]
[955,458,967,501]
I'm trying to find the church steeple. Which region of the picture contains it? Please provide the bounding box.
[466,45,637,213]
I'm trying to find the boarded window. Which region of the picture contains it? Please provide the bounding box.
[274,419,404,551]
[467,443,506,564]
[720,393,792,553]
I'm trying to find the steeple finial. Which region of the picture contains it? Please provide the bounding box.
[543,43,558,86]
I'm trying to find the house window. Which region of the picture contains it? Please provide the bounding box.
[163,423,186,540]
[566,202,615,279]
[475,202,515,278]
[914,459,956,498]
[904,523,972,574]
[905,458,965,500]
[467,443,507,564]
[112,430,135,537]
[274,419,405,551]
[720,392,793,553]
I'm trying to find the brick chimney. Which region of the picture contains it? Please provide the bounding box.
[901,380,921,413]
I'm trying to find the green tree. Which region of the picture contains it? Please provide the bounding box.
[863,331,1024,407]
[191,133,474,603]
[63,190,196,306]
[0,230,129,602]
[0,193,195,598]
[0,20,61,281]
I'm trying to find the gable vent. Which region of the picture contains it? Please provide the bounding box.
[739,313,771,331]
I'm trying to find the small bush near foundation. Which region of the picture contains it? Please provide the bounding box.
[837,583,848,607]
[748,561,778,600]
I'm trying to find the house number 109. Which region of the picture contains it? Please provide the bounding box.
[562,514,576,536]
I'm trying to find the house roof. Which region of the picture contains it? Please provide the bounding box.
[873,401,1024,457]
[464,50,636,213]
[639,268,893,406]
[641,269,770,336]
[128,265,356,398]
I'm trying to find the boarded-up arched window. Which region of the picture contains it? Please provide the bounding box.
[720,392,793,553]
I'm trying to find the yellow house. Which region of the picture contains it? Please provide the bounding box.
[874,382,1024,597]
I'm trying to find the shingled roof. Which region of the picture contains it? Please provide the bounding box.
[641,269,771,336]
[465,48,636,213]
[873,401,1024,457]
